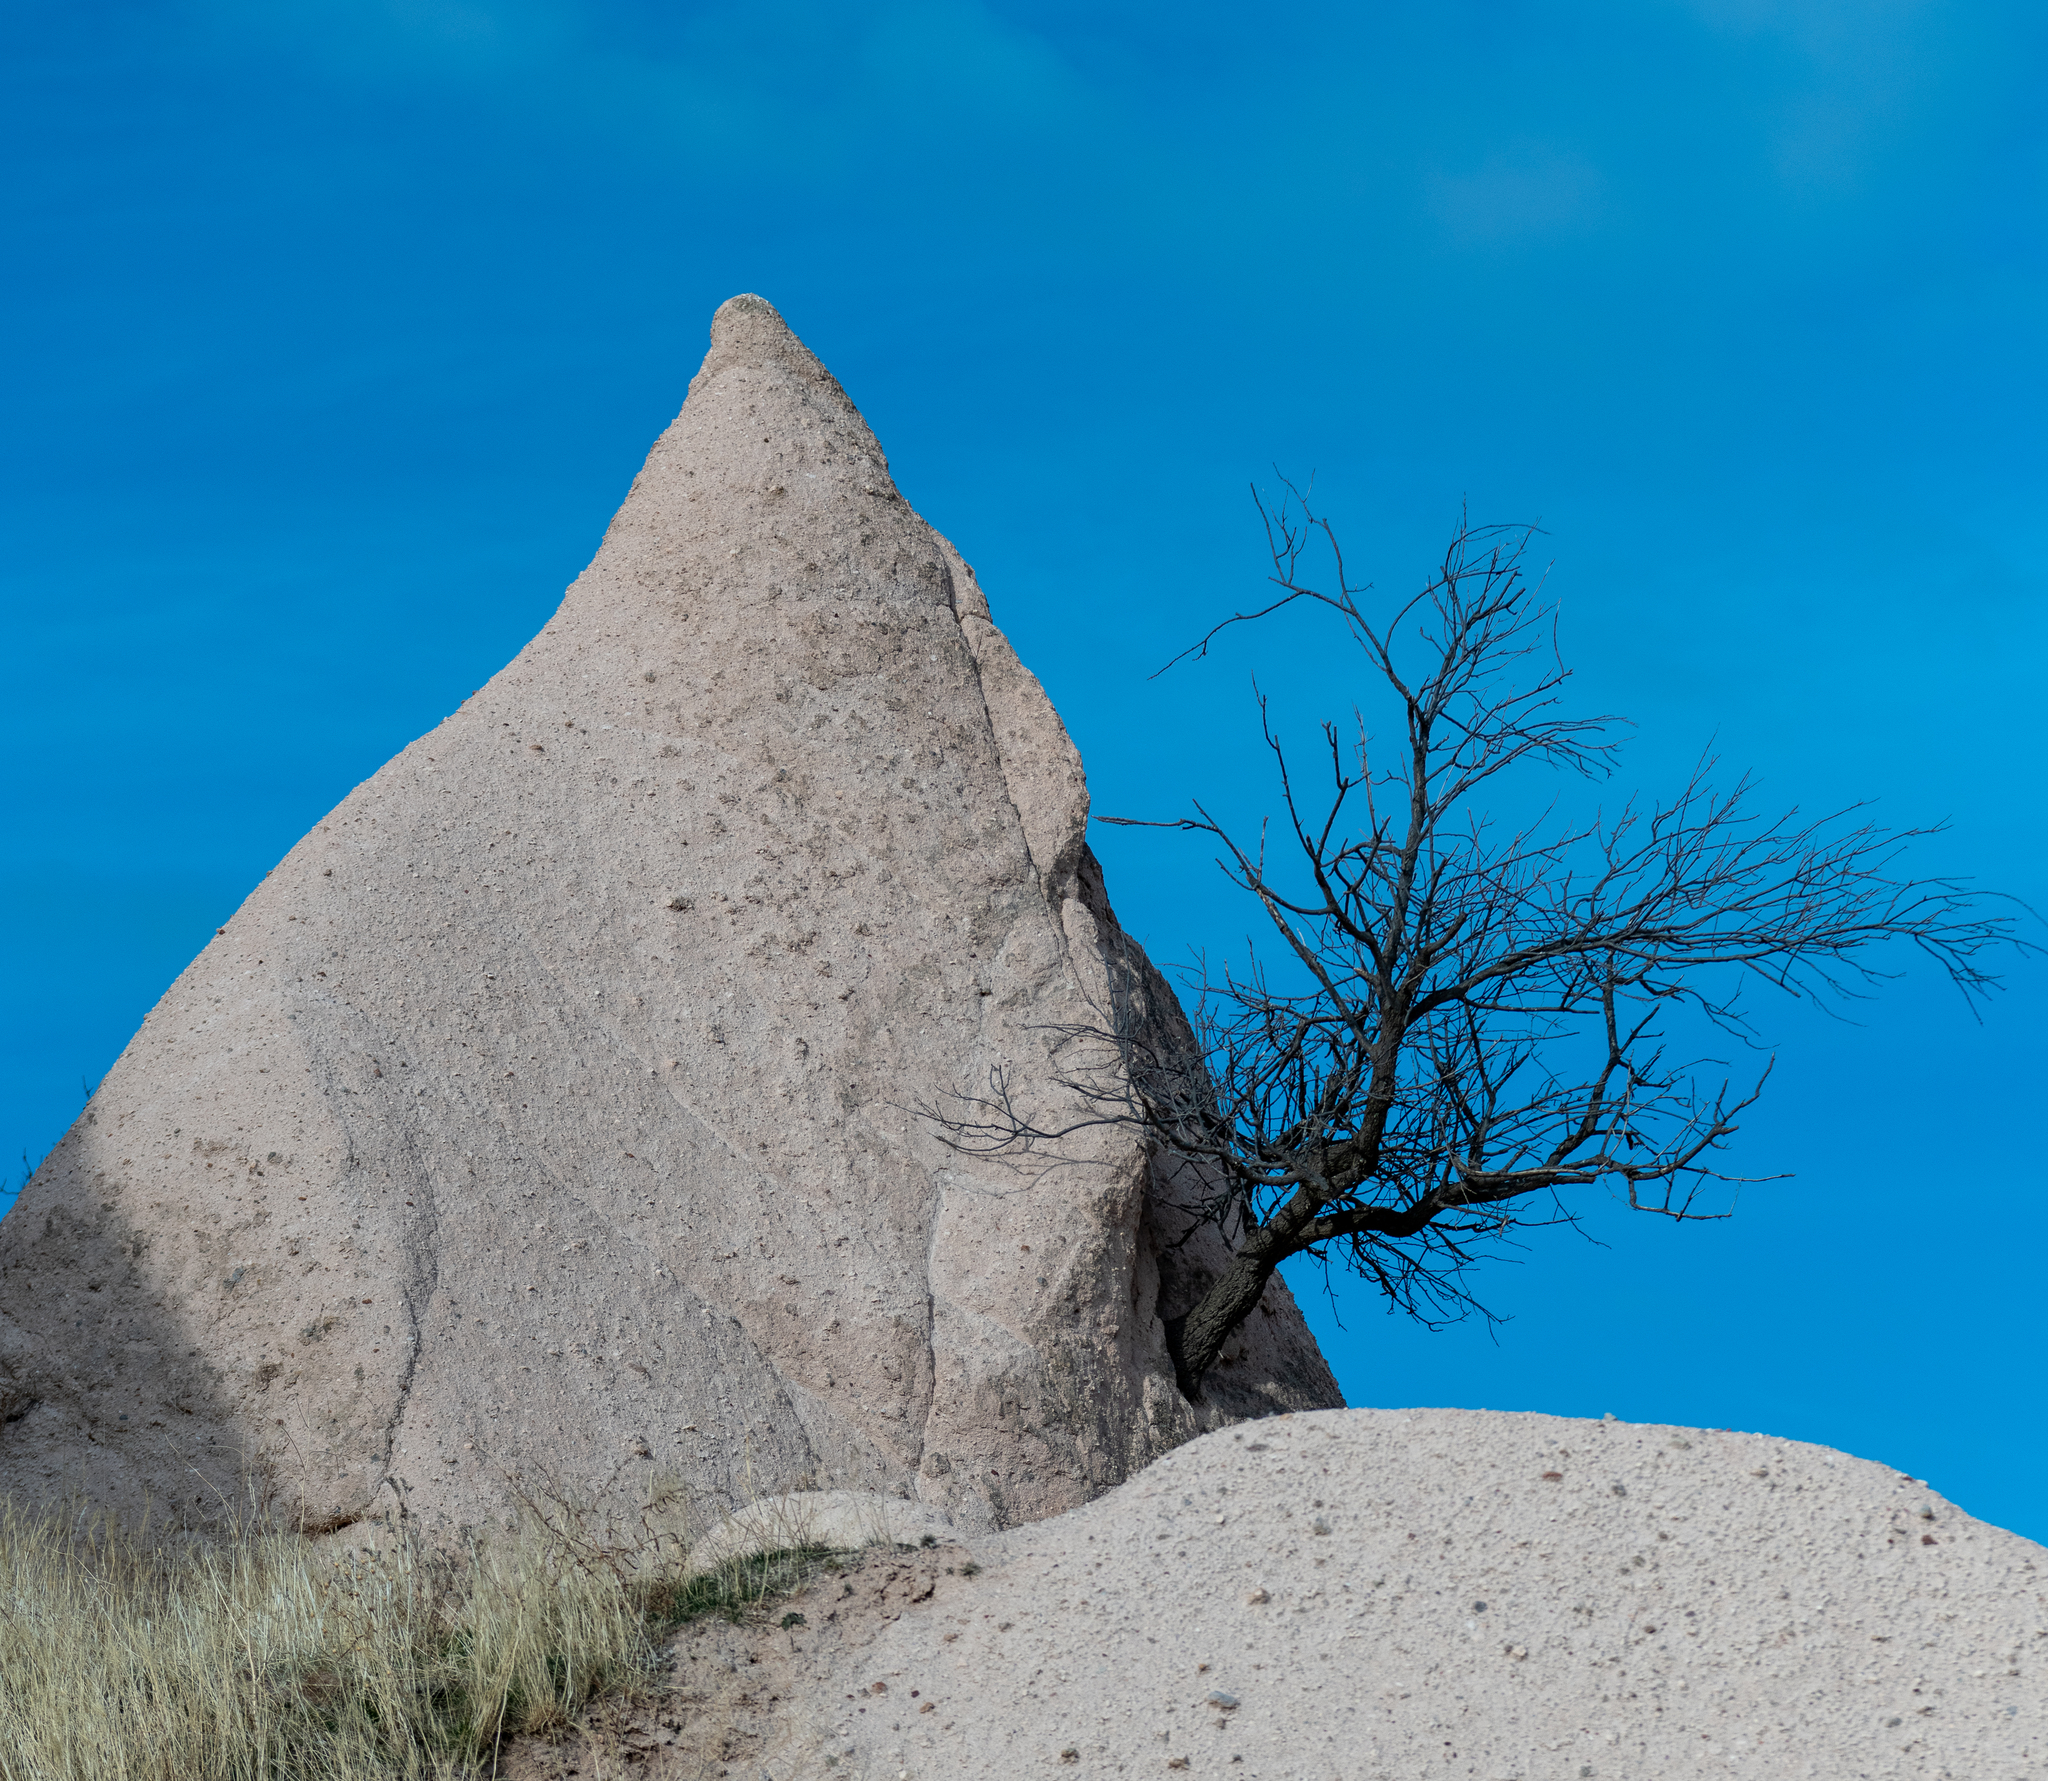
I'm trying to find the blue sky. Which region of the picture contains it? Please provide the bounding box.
[5,1,2045,1536]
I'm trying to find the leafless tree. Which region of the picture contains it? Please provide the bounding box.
[929,484,2035,1399]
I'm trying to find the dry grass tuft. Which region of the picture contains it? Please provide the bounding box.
[0,1483,840,1781]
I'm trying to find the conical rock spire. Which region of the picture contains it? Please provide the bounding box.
[0,296,1339,1537]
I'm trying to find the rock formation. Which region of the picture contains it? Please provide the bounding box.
[524,1410,2048,1779]
[0,294,1340,1538]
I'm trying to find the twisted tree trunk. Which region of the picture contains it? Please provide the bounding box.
[1164,1244,1279,1399]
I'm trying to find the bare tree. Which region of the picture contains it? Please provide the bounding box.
[931,485,2034,1399]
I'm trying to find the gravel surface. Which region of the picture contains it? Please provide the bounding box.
[805,1408,2045,1780]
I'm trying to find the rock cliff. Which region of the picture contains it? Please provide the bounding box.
[0,295,1340,1537]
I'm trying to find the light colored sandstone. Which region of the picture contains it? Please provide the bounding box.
[549,1410,2045,1781]
[682,1488,954,1576]
[0,295,1339,1539]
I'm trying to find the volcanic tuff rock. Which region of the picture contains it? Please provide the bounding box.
[0,295,1340,1537]
[524,1411,2048,1781]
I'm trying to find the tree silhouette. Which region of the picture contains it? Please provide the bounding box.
[932,486,2032,1396]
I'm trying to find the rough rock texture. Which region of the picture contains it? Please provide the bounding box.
[533,1410,2044,1781]
[681,1489,954,1574]
[0,295,1340,1537]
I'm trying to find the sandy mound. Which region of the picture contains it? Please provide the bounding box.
[548,1408,2042,1779]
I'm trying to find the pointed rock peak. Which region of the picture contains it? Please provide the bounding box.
[687,292,858,421]
[0,297,1341,1540]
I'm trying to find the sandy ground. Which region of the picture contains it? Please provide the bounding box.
[501,1544,980,1781]
[508,1408,2047,1781]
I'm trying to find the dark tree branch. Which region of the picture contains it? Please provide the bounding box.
[929,487,2038,1398]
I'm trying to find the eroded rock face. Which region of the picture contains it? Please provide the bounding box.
[0,295,1340,1537]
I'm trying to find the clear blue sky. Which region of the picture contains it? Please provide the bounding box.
[5,2,2044,1537]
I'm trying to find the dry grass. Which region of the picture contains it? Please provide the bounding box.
[0,1484,839,1781]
